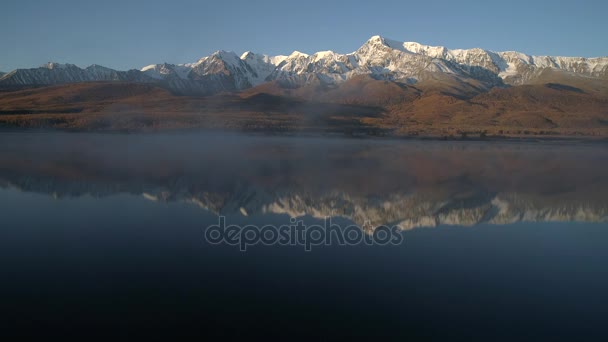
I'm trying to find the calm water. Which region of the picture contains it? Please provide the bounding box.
[1,132,607,339]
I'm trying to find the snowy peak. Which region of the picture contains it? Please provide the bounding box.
[363,35,388,47]
[403,41,449,57]
[240,51,256,60]
[367,35,383,42]
[240,51,286,67]
[287,51,310,59]
[210,50,242,65]
[358,35,396,52]
[312,51,338,62]
[360,35,415,53]
[41,62,76,70]
[238,51,284,85]
[144,62,193,79]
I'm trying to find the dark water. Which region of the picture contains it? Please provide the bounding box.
[1,132,607,340]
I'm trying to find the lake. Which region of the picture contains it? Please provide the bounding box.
[1,132,607,339]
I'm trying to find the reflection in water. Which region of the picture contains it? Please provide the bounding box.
[0,132,606,229]
[2,132,608,339]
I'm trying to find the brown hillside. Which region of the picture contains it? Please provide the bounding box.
[0,77,607,137]
[0,82,384,133]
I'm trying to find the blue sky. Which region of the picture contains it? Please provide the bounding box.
[1,0,606,71]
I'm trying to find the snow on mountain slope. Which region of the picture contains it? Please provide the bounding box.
[140,50,282,91]
[399,40,608,84]
[1,36,606,93]
[188,50,256,89]
[141,63,192,80]
[350,36,466,82]
[138,36,607,89]
[240,51,286,85]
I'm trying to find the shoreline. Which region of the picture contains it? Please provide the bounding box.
[2,126,607,144]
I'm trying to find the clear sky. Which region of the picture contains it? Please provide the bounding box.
[1,0,606,72]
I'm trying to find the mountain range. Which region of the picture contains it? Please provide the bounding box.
[2,35,607,93]
[1,36,607,137]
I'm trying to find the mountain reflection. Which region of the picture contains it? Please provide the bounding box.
[0,132,606,229]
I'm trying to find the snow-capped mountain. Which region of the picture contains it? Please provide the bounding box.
[1,36,606,94]
[136,35,608,89]
[397,39,608,84]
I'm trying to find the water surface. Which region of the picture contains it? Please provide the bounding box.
[1,132,607,339]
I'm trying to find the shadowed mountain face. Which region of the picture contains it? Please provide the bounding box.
[1,132,606,230]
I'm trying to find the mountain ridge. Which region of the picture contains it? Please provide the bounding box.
[2,36,607,95]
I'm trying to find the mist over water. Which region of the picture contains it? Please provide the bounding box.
[1,132,607,339]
